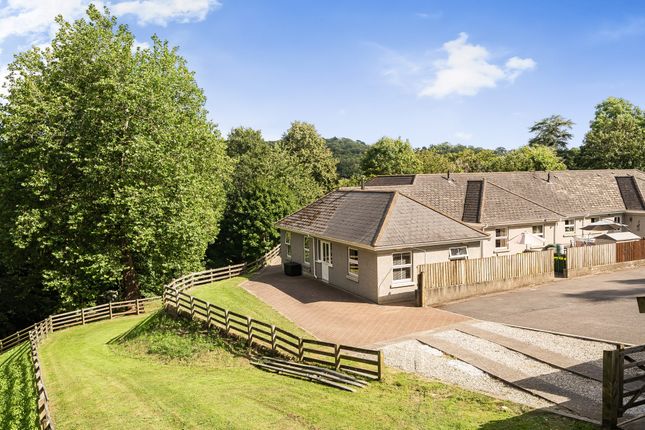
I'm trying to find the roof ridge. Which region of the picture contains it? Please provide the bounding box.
[371,192,398,247]
[485,181,566,218]
[397,191,488,238]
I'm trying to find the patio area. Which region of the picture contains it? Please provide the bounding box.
[241,264,469,346]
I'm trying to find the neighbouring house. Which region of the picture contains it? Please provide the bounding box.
[277,169,645,304]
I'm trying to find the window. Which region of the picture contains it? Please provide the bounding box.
[495,228,508,249]
[392,252,412,285]
[285,232,292,258]
[303,236,311,266]
[614,215,622,224]
[532,225,544,238]
[347,248,359,279]
[590,217,599,223]
[564,219,575,234]
[449,246,468,260]
[319,240,332,264]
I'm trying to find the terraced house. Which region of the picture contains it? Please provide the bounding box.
[277,169,645,304]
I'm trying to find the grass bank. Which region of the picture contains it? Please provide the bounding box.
[35,276,595,429]
[0,343,39,430]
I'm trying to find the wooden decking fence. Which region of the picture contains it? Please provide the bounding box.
[419,249,554,290]
[566,243,617,270]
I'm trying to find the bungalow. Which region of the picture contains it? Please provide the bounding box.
[277,169,645,304]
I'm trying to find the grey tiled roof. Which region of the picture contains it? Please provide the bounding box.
[277,190,487,249]
[361,169,645,225]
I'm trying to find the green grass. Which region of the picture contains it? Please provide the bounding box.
[36,309,597,430]
[190,275,310,338]
[0,343,39,430]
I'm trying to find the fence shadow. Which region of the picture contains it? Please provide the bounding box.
[562,286,645,302]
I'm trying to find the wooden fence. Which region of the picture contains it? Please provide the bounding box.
[163,275,383,381]
[602,344,645,428]
[29,321,55,430]
[617,239,645,263]
[417,250,554,306]
[566,243,617,271]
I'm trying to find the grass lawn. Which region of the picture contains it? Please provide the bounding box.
[37,305,597,430]
[0,343,39,430]
[190,275,310,338]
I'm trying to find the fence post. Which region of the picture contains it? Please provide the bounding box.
[190,296,195,319]
[270,325,277,351]
[224,310,230,334]
[247,317,253,346]
[81,308,86,325]
[377,350,384,381]
[135,299,141,315]
[334,344,341,371]
[298,337,304,361]
[206,304,212,329]
[109,302,113,319]
[228,265,232,279]
[602,347,623,429]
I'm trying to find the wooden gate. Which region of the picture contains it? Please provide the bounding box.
[603,344,645,428]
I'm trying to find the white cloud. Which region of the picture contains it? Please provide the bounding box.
[0,64,9,97]
[454,131,472,141]
[419,33,535,98]
[415,11,442,20]
[111,0,220,26]
[0,0,220,44]
[132,39,150,51]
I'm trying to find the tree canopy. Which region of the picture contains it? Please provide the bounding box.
[360,137,420,176]
[0,6,230,309]
[577,97,645,170]
[209,132,319,266]
[528,115,574,152]
[325,137,367,178]
[278,121,338,191]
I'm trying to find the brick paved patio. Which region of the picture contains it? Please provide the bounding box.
[241,264,469,346]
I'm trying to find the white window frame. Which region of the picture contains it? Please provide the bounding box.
[285,231,292,259]
[303,236,311,266]
[494,228,508,250]
[318,240,332,266]
[564,219,575,235]
[532,225,544,238]
[392,252,412,286]
[347,248,359,280]
[449,246,468,260]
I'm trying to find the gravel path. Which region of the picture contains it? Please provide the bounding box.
[472,321,612,363]
[433,330,601,404]
[381,339,552,409]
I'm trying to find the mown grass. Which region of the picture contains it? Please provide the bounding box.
[37,305,596,429]
[0,343,39,430]
[189,275,310,338]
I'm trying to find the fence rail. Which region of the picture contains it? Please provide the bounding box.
[603,344,645,428]
[163,259,383,381]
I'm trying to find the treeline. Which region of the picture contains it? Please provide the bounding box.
[0,7,643,337]
[326,100,645,183]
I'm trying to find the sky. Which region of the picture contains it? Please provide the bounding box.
[0,0,644,149]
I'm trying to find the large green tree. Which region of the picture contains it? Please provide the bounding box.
[528,115,574,152]
[226,127,267,158]
[209,143,319,266]
[577,97,645,169]
[278,121,338,191]
[500,145,566,171]
[360,137,421,176]
[0,6,230,309]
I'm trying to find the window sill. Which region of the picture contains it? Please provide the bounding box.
[563,233,575,237]
[392,281,414,289]
[346,274,359,283]
[494,248,509,254]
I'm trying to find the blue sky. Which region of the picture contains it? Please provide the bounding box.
[1,1,644,149]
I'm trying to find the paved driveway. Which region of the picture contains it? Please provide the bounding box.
[442,267,645,345]
[242,265,468,346]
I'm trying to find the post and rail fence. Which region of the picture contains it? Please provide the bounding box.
[602,344,645,429]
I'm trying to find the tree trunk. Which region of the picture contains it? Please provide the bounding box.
[122,249,139,299]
